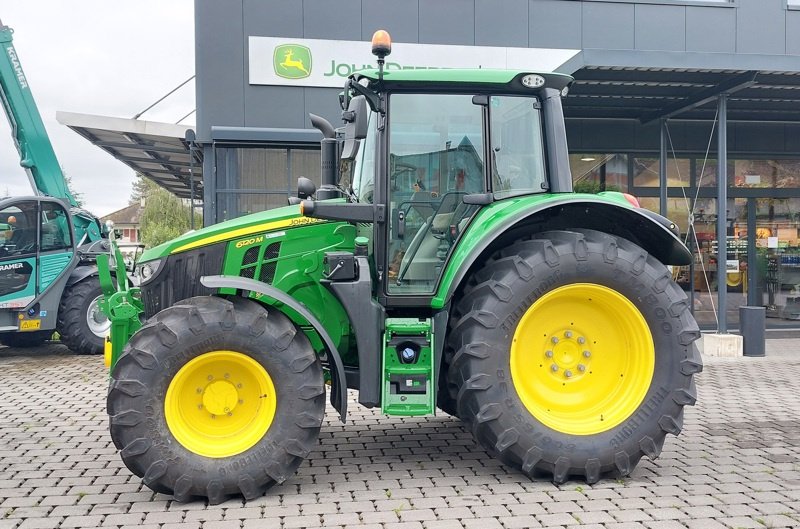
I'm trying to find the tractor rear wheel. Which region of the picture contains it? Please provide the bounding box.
[446,229,701,483]
[107,296,325,504]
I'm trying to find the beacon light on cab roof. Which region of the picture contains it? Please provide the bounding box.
[371,30,391,59]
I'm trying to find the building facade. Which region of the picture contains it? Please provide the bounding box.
[194,0,800,329]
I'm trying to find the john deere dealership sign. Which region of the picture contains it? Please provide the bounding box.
[249,36,579,88]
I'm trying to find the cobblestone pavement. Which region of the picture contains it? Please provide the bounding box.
[1,338,799,529]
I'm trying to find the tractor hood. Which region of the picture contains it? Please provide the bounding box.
[138,204,327,263]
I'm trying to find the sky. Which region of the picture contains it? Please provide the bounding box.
[0,1,195,217]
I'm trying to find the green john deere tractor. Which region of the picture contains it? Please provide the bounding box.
[102,31,702,504]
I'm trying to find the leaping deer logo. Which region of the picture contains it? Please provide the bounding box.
[273,44,312,79]
[280,49,309,75]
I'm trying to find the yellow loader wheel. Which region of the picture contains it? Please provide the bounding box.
[107,296,325,504]
[444,229,702,484]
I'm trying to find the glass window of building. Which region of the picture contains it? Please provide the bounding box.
[570,154,628,193]
[632,157,690,188]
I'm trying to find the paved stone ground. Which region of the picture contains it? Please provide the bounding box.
[1,337,799,529]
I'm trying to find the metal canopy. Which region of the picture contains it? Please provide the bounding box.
[56,111,202,200]
[564,67,800,123]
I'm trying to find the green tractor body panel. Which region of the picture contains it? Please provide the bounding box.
[130,203,357,368]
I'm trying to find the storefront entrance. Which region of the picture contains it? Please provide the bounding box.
[571,154,800,330]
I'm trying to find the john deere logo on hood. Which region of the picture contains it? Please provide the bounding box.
[273,44,312,79]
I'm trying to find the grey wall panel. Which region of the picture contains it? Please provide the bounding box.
[476,0,528,47]
[734,123,784,153]
[244,86,305,129]
[736,0,786,55]
[787,10,800,56]
[582,2,634,51]
[634,4,686,52]
[685,6,736,53]
[303,0,362,40]
[580,121,638,151]
[304,87,343,131]
[683,122,718,155]
[195,0,245,141]
[785,123,800,153]
[243,0,302,37]
[529,0,581,49]
[634,121,661,151]
[362,1,420,42]
[419,0,474,45]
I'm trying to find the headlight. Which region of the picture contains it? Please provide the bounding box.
[138,259,163,284]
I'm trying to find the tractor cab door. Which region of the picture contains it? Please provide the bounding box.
[382,93,486,298]
[0,198,74,313]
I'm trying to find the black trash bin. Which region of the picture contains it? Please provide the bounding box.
[739,306,766,357]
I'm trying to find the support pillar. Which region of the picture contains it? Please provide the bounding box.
[717,94,728,333]
[659,119,668,216]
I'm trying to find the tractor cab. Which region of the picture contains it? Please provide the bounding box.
[301,32,574,303]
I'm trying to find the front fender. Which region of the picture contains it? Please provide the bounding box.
[66,263,97,287]
[200,275,348,422]
[433,196,691,309]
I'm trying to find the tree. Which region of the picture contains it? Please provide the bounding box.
[137,176,201,248]
[129,174,148,205]
[63,172,84,207]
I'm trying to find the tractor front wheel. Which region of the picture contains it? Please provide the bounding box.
[446,229,702,483]
[107,296,325,504]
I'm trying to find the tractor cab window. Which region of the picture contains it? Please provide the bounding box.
[39,202,72,252]
[350,112,377,204]
[0,202,37,257]
[386,93,484,294]
[488,95,547,198]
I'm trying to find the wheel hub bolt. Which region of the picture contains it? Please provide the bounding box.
[564,331,573,338]
[577,364,586,372]
[545,350,553,358]
[577,337,586,344]
[207,375,213,380]
[583,350,591,358]
[551,364,559,372]
[210,414,216,419]
[237,383,243,389]
[197,404,203,409]
[551,337,559,344]
[238,399,244,404]
[224,373,230,379]
[196,388,202,394]
[564,370,573,378]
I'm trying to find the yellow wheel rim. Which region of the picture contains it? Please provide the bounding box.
[510,283,655,436]
[165,351,277,458]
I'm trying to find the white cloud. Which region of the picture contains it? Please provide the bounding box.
[0,1,194,216]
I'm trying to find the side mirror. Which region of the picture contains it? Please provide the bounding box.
[341,95,368,161]
[297,177,317,200]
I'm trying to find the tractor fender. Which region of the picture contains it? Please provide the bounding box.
[66,264,99,287]
[434,197,692,309]
[200,275,348,423]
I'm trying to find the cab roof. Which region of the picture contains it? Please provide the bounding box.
[354,69,573,93]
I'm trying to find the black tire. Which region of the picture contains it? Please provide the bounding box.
[0,330,52,348]
[57,276,107,354]
[445,229,702,484]
[107,296,325,504]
